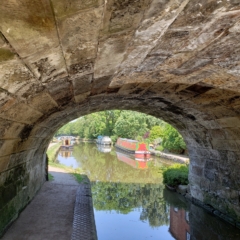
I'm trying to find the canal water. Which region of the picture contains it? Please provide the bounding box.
[57,143,240,240]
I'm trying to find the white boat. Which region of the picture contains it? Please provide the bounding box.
[96,136,112,145]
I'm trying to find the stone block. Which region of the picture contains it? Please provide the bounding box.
[217,117,240,128]
[225,128,240,140]
[0,139,19,157]
[0,102,43,125]
[211,139,239,151]
[190,185,204,202]
[94,36,131,79]
[208,149,221,160]
[8,150,35,168]
[0,200,17,237]
[227,151,240,163]
[197,120,221,129]
[209,129,226,139]
[204,169,215,181]
[0,156,10,173]
[205,159,219,171]
[0,183,17,210]
[200,179,210,192]
[46,78,73,106]
[29,126,49,138]
[191,165,203,177]
[72,74,93,96]
[28,92,58,115]
[0,119,25,140]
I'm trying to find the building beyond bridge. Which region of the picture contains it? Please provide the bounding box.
[1,0,240,235]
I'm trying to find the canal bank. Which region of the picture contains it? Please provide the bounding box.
[150,149,189,164]
[1,166,97,240]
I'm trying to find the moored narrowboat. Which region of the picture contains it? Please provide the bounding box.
[61,136,74,150]
[96,136,112,145]
[115,138,150,158]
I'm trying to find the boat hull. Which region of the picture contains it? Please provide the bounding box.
[115,138,150,158]
[61,145,73,150]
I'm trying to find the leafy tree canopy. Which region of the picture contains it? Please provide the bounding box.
[55,110,186,153]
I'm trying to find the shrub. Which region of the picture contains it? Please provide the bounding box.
[155,145,164,151]
[110,135,118,143]
[163,164,189,188]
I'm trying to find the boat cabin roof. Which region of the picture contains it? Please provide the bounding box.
[119,138,138,143]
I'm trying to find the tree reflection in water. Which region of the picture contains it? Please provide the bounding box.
[68,143,240,240]
[91,182,169,227]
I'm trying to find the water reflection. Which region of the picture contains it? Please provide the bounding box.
[59,150,73,158]
[97,144,112,153]
[57,149,79,168]
[57,143,240,240]
[116,151,152,169]
[169,207,190,240]
[92,182,169,227]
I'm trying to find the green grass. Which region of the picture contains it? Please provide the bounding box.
[71,168,87,183]
[163,164,189,188]
[47,143,61,162]
[46,143,87,184]
[71,173,83,183]
[48,173,54,181]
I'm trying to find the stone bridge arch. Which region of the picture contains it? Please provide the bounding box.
[1,0,240,234]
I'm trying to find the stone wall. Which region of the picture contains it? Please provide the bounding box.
[0,149,46,236]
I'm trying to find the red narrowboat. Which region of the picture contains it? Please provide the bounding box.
[115,138,151,158]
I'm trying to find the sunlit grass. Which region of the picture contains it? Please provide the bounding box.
[48,173,54,181]
[47,144,86,184]
[47,142,61,163]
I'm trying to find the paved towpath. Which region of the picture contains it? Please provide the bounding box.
[2,166,79,240]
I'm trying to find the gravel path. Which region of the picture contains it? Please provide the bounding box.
[49,166,79,186]
[2,166,79,240]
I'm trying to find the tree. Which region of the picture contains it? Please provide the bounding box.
[149,126,164,142]
[55,110,186,153]
[113,111,149,140]
[161,125,186,153]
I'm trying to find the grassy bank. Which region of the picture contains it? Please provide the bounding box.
[47,143,61,162]
[46,143,84,183]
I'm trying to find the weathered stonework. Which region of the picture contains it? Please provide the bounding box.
[1,0,240,236]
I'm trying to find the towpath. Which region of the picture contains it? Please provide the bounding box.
[2,166,79,240]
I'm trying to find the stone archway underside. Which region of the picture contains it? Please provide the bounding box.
[1,0,240,234]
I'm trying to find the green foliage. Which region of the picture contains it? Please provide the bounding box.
[114,111,147,139]
[71,168,85,183]
[155,145,164,151]
[55,110,164,140]
[149,126,164,141]
[71,173,83,183]
[163,164,189,188]
[161,125,186,153]
[110,135,118,143]
[91,182,169,227]
[48,173,54,181]
[55,110,187,154]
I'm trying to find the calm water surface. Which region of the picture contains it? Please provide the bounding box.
[57,143,240,240]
